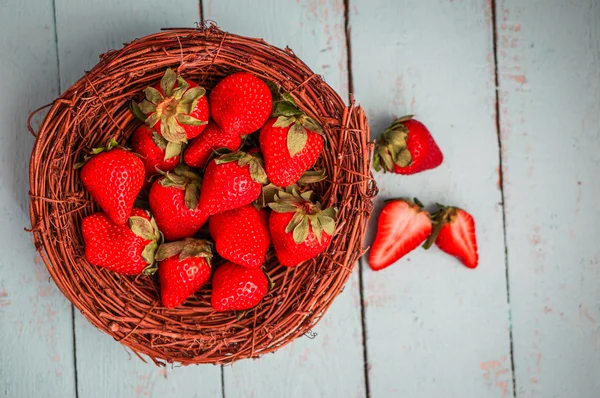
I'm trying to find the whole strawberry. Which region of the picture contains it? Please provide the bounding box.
[81,208,160,275]
[183,121,242,168]
[79,138,145,225]
[373,116,443,175]
[149,165,209,241]
[210,72,271,135]
[268,188,337,267]
[133,68,208,155]
[259,93,324,187]
[211,261,268,312]
[130,124,180,181]
[369,198,432,271]
[424,204,478,268]
[209,205,270,269]
[199,151,268,215]
[155,238,213,308]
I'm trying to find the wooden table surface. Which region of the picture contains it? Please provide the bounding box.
[1,1,599,397]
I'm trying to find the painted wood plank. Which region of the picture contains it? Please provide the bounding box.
[0,0,76,397]
[203,1,366,397]
[496,2,600,397]
[53,2,221,397]
[351,0,514,396]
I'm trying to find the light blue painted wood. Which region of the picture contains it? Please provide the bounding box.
[497,1,600,397]
[203,1,367,397]
[0,0,76,397]
[352,0,513,396]
[53,1,221,397]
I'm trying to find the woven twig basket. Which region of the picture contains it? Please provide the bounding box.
[28,24,377,365]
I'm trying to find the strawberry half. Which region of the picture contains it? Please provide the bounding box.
[79,138,145,225]
[209,205,271,269]
[81,208,161,275]
[149,165,209,241]
[199,151,268,215]
[155,238,213,308]
[209,72,272,136]
[132,68,208,157]
[268,187,338,267]
[424,205,478,268]
[368,199,432,271]
[374,116,443,175]
[211,261,268,312]
[183,121,242,169]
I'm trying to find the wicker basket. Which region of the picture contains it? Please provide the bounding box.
[28,24,377,365]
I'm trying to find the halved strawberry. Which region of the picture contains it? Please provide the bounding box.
[368,198,432,271]
[424,205,478,268]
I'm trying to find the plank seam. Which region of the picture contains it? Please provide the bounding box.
[490,0,517,397]
[220,365,226,398]
[344,1,369,397]
[52,0,77,395]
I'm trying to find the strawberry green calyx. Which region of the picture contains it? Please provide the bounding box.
[422,203,458,250]
[215,151,269,185]
[136,68,207,144]
[128,210,162,275]
[158,165,202,210]
[155,238,213,264]
[297,169,327,185]
[268,187,338,244]
[268,82,324,157]
[373,115,414,172]
[74,137,122,169]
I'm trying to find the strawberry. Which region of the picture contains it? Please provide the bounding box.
[79,138,145,225]
[148,165,209,241]
[209,205,270,269]
[368,199,432,271]
[130,124,179,180]
[268,188,337,267]
[373,116,443,175]
[155,238,213,308]
[211,261,268,312]
[260,86,324,187]
[199,151,268,215]
[424,205,478,268]
[81,208,160,275]
[133,68,208,156]
[209,72,271,135]
[183,121,242,168]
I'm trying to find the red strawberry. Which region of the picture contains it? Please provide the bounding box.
[268,188,337,267]
[133,68,208,154]
[211,261,268,312]
[374,116,443,175]
[130,124,179,180]
[149,165,209,241]
[199,151,268,215]
[155,238,213,308]
[209,205,270,269]
[260,116,324,187]
[183,121,242,168]
[81,208,160,275]
[79,139,145,225]
[210,72,271,135]
[424,205,478,268]
[368,199,432,271]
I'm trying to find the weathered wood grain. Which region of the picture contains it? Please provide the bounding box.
[496,1,600,397]
[53,1,221,396]
[0,0,77,397]
[203,1,366,397]
[352,0,514,396]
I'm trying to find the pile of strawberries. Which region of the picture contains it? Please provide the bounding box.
[78,69,337,311]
